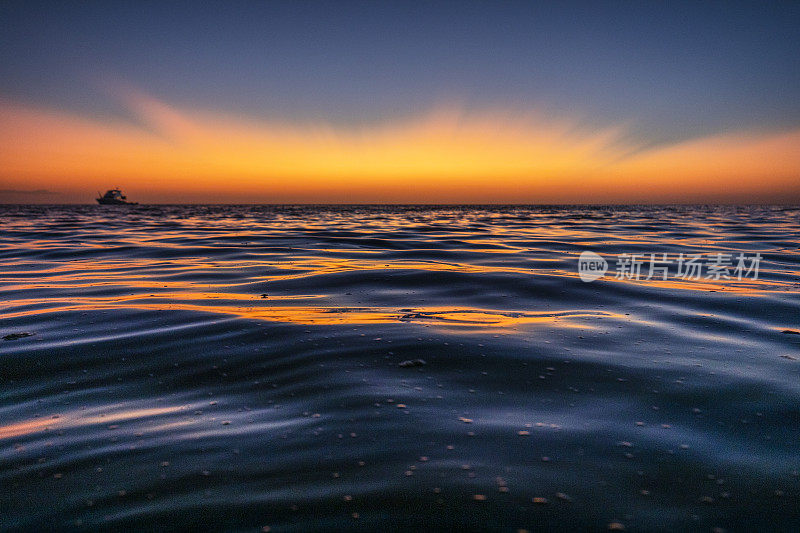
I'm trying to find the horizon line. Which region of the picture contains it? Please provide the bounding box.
[2,202,799,207]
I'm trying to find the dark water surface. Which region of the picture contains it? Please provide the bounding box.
[1,205,799,532]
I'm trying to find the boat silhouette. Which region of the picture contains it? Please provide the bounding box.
[96,188,138,205]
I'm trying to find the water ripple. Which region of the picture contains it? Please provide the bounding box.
[1,205,799,531]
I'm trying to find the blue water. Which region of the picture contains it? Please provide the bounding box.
[1,205,799,531]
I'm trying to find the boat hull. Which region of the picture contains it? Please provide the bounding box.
[96,198,137,205]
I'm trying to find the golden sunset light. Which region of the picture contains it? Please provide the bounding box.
[3,3,800,531]
[3,91,799,203]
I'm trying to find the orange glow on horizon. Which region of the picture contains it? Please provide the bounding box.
[1,90,799,203]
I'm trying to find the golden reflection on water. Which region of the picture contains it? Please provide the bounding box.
[0,418,55,440]
[0,405,187,440]
[0,292,621,328]
[1,256,540,289]
[2,207,794,333]
[0,249,787,330]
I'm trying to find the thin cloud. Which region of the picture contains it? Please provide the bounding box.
[0,91,798,203]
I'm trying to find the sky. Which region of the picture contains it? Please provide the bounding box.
[1,1,799,204]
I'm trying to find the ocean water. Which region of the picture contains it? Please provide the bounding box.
[1,204,799,532]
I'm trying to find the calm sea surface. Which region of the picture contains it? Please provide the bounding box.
[1,205,799,532]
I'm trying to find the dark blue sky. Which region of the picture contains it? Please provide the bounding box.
[2,1,799,147]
